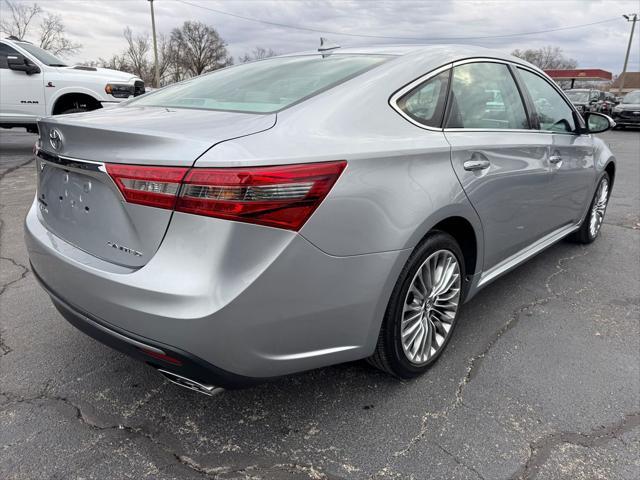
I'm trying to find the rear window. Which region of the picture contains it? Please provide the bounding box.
[130,54,389,113]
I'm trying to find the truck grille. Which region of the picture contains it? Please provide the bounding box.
[133,81,145,97]
[619,110,640,120]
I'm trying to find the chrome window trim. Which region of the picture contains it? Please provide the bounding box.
[444,128,544,134]
[513,64,585,136]
[451,57,511,67]
[444,58,532,133]
[389,56,586,136]
[388,63,452,132]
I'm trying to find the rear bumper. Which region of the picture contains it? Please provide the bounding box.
[25,199,408,379]
[33,267,256,389]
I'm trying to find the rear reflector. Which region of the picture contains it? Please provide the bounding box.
[176,161,347,230]
[106,164,188,209]
[139,348,183,366]
[107,161,346,231]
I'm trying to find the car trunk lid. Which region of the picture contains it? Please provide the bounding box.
[35,107,276,268]
[37,106,275,165]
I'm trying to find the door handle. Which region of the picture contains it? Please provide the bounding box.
[463,159,491,171]
[549,155,563,164]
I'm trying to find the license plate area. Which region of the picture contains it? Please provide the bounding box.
[37,157,118,232]
[35,154,151,267]
[38,164,96,217]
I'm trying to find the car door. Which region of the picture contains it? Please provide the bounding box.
[443,60,551,272]
[0,42,45,121]
[515,67,595,231]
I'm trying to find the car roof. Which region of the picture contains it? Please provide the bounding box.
[279,44,544,77]
[2,36,32,45]
[283,43,525,61]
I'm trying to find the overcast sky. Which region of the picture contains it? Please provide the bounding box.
[7,0,640,73]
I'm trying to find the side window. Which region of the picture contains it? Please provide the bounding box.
[396,69,450,128]
[517,68,576,133]
[0,43,20,69]
[445,62,529,130]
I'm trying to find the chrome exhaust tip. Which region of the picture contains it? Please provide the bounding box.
[157,369,224,397]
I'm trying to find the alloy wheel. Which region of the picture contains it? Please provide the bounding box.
[400,250,461,365]
[589,177,609,238]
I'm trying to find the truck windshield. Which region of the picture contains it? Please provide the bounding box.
[129,54,390,113]
[18,42,67,67]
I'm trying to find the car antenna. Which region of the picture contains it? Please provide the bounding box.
[318,37,340,58]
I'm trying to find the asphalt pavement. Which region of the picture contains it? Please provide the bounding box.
[1,128,639,480]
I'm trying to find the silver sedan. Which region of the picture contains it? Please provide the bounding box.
[26,45,616,395]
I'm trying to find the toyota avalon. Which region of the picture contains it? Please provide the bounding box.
[25,45,616,395]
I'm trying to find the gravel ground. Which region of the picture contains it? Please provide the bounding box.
[1,128,639,480]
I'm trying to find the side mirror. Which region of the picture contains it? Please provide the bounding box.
[585,112,615,134]
[7,54,40,75]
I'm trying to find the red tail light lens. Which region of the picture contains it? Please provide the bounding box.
[106,161,346,231]
[106,164,188,209]
[176,161,347,231]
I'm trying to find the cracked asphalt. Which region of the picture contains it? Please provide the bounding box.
[1,128,639,480]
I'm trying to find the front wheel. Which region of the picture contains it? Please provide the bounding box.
[368,231,465,378]
[568,173,610,244]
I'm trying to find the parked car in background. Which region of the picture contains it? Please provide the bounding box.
[26,45,616,395]
[0,36,144,133]
[599,91,618,115]
[612,90,640,128]
[565,88,604,116]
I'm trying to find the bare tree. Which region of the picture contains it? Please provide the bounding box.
[511,46,577,70]
[39,13,81,56]
[0,0,40,39]
[0,1,81,57]
[170,21,232,77]
[99,53,130,72]
[239,46,277,63]
[94,22,233,87]
[123,26,151,81]
[156,33,175,84]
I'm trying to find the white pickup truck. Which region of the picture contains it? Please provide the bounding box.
[0,36,144,133]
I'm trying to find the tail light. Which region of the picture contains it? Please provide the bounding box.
[106,164,188,209]
[107,161,346,231]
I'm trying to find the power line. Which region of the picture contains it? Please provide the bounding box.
[174,0,620,41]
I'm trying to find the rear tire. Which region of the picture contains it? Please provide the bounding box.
[368,231,466,378]
[568,173,610,244]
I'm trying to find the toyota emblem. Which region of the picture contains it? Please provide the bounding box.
[49,129,62,150]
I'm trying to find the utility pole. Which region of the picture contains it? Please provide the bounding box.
[618,13,638,95]
[148,0,160,88]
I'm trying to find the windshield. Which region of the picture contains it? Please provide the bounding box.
[565,90,590,103]
[130,54,390,113]
[17,42,67,66]
[622,91,640,104]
